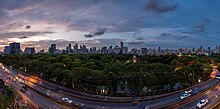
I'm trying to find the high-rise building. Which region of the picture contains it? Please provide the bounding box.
[101,47,108,54]
[123,46,128,54]
[113,46,120,54]
[66,44,73,54]
[24,47,35,54]
[37,49,45,54]
[74,43,79,54]
[107,46,113,54]
[158,47,161,52]
[207,47,211,55]
[120,41,124,54]
[141,48,148,55]
[80,45,88,54]
[48,44,56,54]
[9,42,21,54]
[192,47,195,53]
[3,46,10,54]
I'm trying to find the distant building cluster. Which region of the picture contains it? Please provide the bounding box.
[4,42,35,55]
[46,41,128,55]
[2,42,220,56]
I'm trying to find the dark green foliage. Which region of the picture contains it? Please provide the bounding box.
[0,54,213,96]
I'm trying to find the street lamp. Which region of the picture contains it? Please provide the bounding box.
[64,64,67,86]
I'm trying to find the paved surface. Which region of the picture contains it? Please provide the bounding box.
[177,85,220,109]
[1,64,219,109]
[0,68,68,109]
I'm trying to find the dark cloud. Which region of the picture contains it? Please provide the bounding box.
[192,19,211,32]
[0,0,44,10]
[144,0,178,15]
[84,33,94,38]
[178,35,187,40]
[157,32,188,40]
[181,19,211,34]
[0,31,54,39]
[84,28,107,38]
[135,36,145,40]
[160,32,172,37]
[128,41,144,45]
[0,9,7,20]
[26,25,31,29]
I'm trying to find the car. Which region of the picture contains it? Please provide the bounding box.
[180,93,191,99]
[20,88,25,93]
[67,99,73,104]
[132,101,138,105]
[185,89,192,94]
[13,78,16,82]
[62,97,69,101]
[74,102,85,107]
[22,85,28,90]
[15,76,18,80]
[197,99,208,108]
[138,104,149,109]
[62,98,73,104]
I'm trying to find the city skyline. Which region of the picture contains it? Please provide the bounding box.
[3,41,220,56]
[1,0,220,51]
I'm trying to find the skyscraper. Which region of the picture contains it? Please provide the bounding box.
[3,46,10,54]
[49,44,56,54]
[9,42,21,54]
[66,44,73,54]
[24,47,35,54]
[74,43,79,54]
[120,41,124,54]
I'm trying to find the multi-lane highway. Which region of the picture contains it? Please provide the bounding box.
[0,67,69,109]
[1,63,220,109]
[177,85,220,109]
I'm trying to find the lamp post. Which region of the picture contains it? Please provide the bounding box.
[64,64,67,86]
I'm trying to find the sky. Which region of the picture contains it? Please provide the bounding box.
[0,0,220,52]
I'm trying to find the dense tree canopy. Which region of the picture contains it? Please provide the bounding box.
[0,54,215,96]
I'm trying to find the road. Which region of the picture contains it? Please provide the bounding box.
[1,64,219,109]
[177,84,220,109]
[0,68,69,109]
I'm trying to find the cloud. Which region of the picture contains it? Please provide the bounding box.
[181,19,211,34]
[143,0,178,15]
[128,41,144,45]
[84,28,107,38]
[192,19,211,32]
[25,25,31,29]
[135,36,145,40]
[0,31,54,39]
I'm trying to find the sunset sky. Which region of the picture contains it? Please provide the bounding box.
[0,0,220,51]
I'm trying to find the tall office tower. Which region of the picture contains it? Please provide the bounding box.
[192,47,195,53]
[66,44,73,54]
[101,47,108,54]
[24,47,35,54]
[74,43,79,54]
[120,41,124,54]
[49,44,56,54]
[207,47,211,55]
[9,42,21,54]
[158,47,161,52]
[3,46,10,54]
